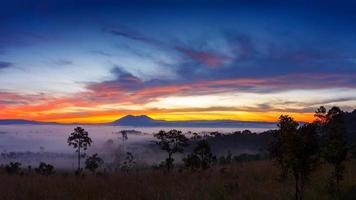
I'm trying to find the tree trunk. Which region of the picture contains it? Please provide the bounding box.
[167,153,172,172]
[295,174,300,200]
[78,146,81,172]
[300,178,305,200]
[335,165,341,198]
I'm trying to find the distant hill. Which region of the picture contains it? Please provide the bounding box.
[109,115,276,128]
[111,115,162,126]
[0,119,58,125]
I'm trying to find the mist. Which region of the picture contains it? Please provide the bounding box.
[0,125,271,169]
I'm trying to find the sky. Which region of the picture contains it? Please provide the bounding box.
[0,0,356,123]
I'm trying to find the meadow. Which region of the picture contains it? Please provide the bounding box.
[1,160,356,200]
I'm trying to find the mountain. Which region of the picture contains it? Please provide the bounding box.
[0,119,58,125]
[110,115,162,126]
[110,115,276,128]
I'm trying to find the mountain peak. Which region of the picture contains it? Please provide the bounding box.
[120,115,154,120]
[111,115,158,126]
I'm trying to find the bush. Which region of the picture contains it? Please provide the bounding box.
[35,162,55,176]
[5,162,22,175]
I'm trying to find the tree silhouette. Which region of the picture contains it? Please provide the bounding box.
[119,130,128,152]
[5,162,22,175]
[67,127,92,174]
[269,115,320,200]
[85,153,104,173]
[35,162,55,176]
[154,129,189,172]
[219,150,233,165]
[314,106,348,197]
[269,115,299,180]
[121,152,136,173]
[183,139,216,170]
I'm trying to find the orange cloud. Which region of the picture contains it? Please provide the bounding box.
[1,73,354,123]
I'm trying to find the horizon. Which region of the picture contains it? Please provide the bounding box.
[1,0,356,123]
[0,113,285,124]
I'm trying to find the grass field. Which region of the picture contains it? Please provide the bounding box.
[1,160,356,200]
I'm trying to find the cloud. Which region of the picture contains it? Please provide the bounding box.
[104,25,356,87]
[84,66,356,109]
[104,26,232,68]
[0,61,12,69]
[103,27,164,47]
[175,47,231,68]
[87,67,144,93]
[0,31,47,54]
[90,50,113,57]
[53,59,73,66]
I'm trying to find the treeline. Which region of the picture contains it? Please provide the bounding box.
[269,106,356,200]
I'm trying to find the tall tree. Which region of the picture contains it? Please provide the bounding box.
[183,139,216,170]
[67,127,93,174]
[269,115,320,200]
[154,129,189,172]
[314,106,348,197]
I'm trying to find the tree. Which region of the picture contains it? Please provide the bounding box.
[269,115,320,200]
[183,139,216,170]
[119,130,128,152]
[121,152,136,173]
[269,115,299,180]
[35,162,55,176]
[154,129,189,172]
[5,162,22,175]
[314,106,348,197]
[67,127,93,174]
[85,153,104,173]
[219,150,233,165]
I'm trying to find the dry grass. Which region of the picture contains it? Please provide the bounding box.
[1,160,356,200]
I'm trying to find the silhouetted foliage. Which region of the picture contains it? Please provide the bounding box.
[35,162,55,176]
[314,106,348,197]
[269,115,320,200]
[210,131,222,137]
[85,153,104,173]
[5,162,21,175]
[119,130,129,152]
[190,132,202,141]
[121,152,136,173]
[183,140,216,170]
[219,150,233,165]
[154,129,189,172]
[67,127,92,174]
